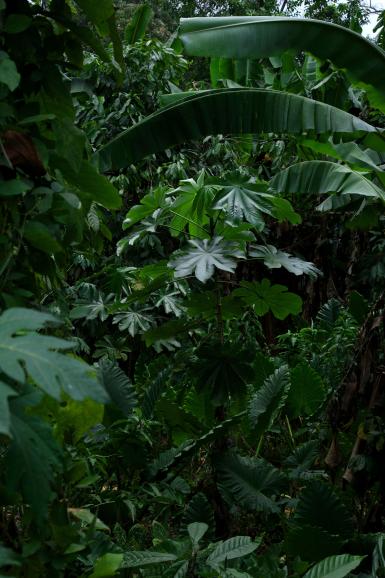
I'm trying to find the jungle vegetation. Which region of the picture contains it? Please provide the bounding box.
[2,0,385,576]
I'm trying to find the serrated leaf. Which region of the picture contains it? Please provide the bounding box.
[169,237,244,283]
[234,279,302,320]
[206,535,259,568]
[250,244,321,278]
[287,363,326,418]
[303,554,365,578]
[0,308,107,402]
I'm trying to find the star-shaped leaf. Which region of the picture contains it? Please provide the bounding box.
[234,279,302,320]
[212,175,272,230]
[168,237,244,283]
[249,244,321,278]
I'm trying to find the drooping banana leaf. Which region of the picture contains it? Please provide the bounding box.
[270,161,385,203]
[96,89,376,171]
[178,17,385,112]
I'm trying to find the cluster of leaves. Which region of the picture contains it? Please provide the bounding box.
[2,1,385,578]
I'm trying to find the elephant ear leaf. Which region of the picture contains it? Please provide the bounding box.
[0,308,108,403]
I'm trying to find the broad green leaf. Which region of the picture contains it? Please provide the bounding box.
[178,16,385,112]
[54,397,104,444]
[73,0,114,27]
[188,522,208,546]
[0,178,32,197]
[248,366,291,436]
[125,4,153,44]
[168,173,215,238]
[287,363,326,418]
[123,551,177,568]
[0,308,107,402]
[270,161,385,205]
[168,237,244,283]
[216,453,284,513]
[96,89,376,171]
[249,245,321,278]
[123,188,166,229]
[69,508,109,530]
[0,382,17,437]
[206,535,258,568]
[61,160,121,209]
[234,279,302,320]
[7,393,62,520]
[0,52,20,91]
[90,553,124,578]
[303,554,365,578]
[3,14,31,34]
[0,544,21,567]
[23,221,62,254]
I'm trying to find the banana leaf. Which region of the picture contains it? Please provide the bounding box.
[96,89,377,171]
[178,17,385,112]
[270,160,385,208]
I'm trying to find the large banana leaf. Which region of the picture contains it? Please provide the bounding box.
[270,161,385,203]
[178,17,385,111]
[96,89,376,171]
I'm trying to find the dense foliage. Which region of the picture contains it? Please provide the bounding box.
[2,1,385,577]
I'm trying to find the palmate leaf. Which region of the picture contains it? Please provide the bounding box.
[193,341,254,405]
[113,308,154,337]
[96,89,375,171]
[0,308,107,402]
[178,16,385,112]
[249,244,321,278]
[212,176,272,230]
[216,453,285,514]
[303,554,365,578]
[248,366,291,437]
[168,171,217,238]
[206,535,259,569]
[270,161,385,209]
[234,279,302,320]
[168,237,244,283]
